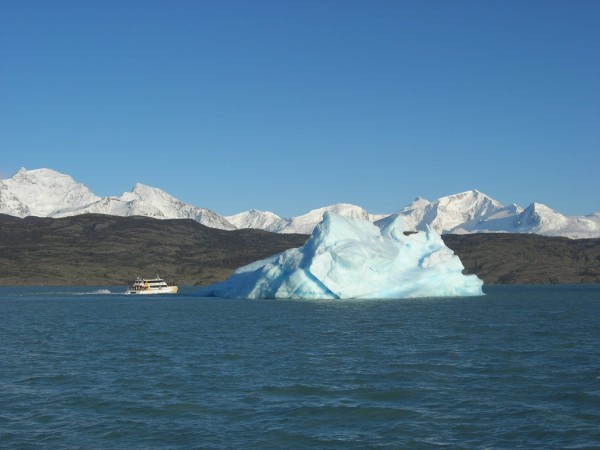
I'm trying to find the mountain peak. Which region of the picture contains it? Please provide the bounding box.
[402,197,430,212]
[131,183,161,195]
[1,168,598,238]
[225,209,283,231]
[3,168,99,217]
[14,167,73,179]
[122,183,178,205]
[410,190,505,233]
[444,189,494,201]
[512,202,568,232]
[528,202,554,211]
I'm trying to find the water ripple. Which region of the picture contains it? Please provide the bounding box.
[1,285,599,448]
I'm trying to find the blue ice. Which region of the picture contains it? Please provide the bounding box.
[197,213,484,299]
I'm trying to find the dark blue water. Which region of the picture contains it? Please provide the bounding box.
[1,285,599,449]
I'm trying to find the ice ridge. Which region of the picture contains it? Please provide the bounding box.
[197,213,484,299]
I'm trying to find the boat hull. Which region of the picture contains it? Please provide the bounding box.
[127,286,178,295]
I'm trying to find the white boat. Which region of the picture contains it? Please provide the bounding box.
[126,275,178,295]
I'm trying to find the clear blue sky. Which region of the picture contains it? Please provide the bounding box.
[2,0,599,217]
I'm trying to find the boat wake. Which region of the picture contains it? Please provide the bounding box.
[74,289,117,295]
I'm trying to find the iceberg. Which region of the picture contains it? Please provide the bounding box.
[197,213,484,299]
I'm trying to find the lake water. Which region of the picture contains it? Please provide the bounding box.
[1,285,599,449]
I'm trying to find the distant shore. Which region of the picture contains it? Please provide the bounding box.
[0,214,598,286]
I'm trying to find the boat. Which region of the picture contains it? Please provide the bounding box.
[126,275,178,295]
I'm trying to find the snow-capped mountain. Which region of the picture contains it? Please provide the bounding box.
[0,168,100,217]
[401,197,431,211]
[398,190,505,233]
[451,203,525,234]
[226,204,373,234]
[274,203,371,234]
[1,168,235,230]
[225,209,283,232]
[511,203,600,239]
[1,168,598,238]
[394,191,600,239]
[54,183,236,230]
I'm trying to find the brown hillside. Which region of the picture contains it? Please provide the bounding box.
[0,214,598,286]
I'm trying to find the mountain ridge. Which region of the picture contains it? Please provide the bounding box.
[1,168,598,238]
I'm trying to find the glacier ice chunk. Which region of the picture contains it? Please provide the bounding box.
[197,213,484,299]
